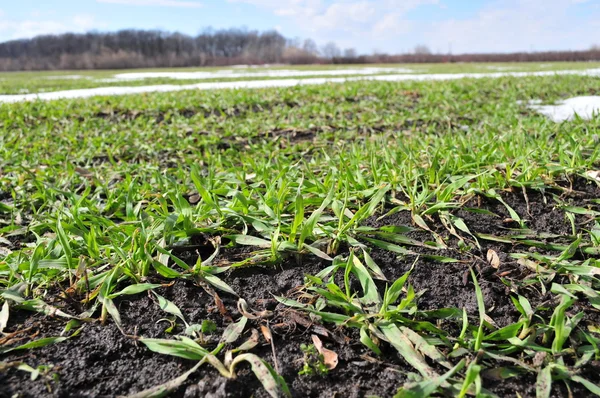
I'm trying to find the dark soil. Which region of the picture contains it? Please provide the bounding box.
[0,261,407,398]
[82,101,302,125]
[2,178,600,398]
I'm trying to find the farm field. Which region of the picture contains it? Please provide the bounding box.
[1,62,600,96]
[1,65,600,397]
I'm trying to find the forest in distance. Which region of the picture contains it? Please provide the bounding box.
[0,28,600,71]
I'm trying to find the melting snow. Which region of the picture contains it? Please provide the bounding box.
[528,96,600,122]
[109,67,415,81]
[2,68,600,104]
[44,75,91,80]
[485,66,515,71]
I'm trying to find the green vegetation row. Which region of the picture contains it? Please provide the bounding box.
[1,61,599,95]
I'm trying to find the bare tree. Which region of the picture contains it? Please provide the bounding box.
[287,37,301,48]
[343,48,357,58]
[321,42,341,59]
[302,39,319,55]
[0,28,292,70]
[413,45,431,55]
[3,29,600,71]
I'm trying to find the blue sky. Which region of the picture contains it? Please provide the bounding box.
[0,0,598,54]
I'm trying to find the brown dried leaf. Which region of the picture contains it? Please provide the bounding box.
[237,298,272,320]
[288,310,312,328]
[75,167,94,178]
[486,249,500,269]
[260,325,272,343]
[261,324,281,374]
[311,335,338,370]
[213,292,228,317]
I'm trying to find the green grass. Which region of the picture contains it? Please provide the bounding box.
[2,69,600,396]
[1,61,599,95]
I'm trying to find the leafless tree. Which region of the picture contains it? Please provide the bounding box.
[2,29,600,71]
[321,42,341,59]
[302,39,319,55]
[343,48,357,58]
[413,45,431,55]
[0,28,289,70]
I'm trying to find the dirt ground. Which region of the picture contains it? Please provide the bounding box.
[2,178,600,398]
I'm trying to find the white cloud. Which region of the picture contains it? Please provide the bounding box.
[0,20,66,39]
[423,0,597,53]
[270,0,323,19]
[73,15,99,30]
[97,0,203,7]
[230,0,597,54]
[372,14,413,37]
[229,0,436,42]
[0,14,105,40]
[1,0,595,53]
[309,2,376,32]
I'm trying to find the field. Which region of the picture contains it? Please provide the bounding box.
[2,62,600,96]
[2,64,600,397]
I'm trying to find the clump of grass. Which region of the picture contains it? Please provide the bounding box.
[298,343,329,376]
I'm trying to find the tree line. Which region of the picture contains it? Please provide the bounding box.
[333,50,600,65]
[0,29,314,71]
[0,29,598,71]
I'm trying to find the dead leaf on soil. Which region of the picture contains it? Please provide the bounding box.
[207,289,228,319]
[287,309,312,328]
[311,335,338,370]
[237,298,272,320]
[261,324,281,374]
[486,249,500,269]
[260,325,272,343]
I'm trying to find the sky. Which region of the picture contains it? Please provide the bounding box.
[0,0,598,54]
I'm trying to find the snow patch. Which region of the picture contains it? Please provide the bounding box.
[516,99,542,105]
[528,96,600,122]
[109,67,415,81]
[2,68,600,104]
[485,66,515,71]
[44,75,91,80]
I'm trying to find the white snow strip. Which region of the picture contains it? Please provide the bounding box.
[485,66,516,71]
[516,99,543,105]
[44,75,92,80]
[2,68,600,104]
[528,96,600,122]
[108,67,415,81]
